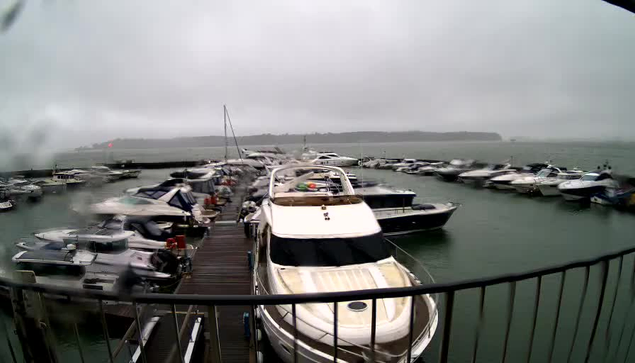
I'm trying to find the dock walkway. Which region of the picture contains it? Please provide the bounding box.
[143,185,253,363]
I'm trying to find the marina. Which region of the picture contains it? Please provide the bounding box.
[2,0,635,360]
[1,141,635,363]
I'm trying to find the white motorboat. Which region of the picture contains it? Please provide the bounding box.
[558,170,620,201]
[435,159,478,182]
[16,234,188,282]
[458,163,515,185]
[308,152,359,167]
[0,198,15,212]
[90,165,125,181]
[121,169,142,179]
[391,158,419,171]
[510,166,565,194]
[396,161,429,173]
[254,165,438,362]
[535,170,585,196]
[411,162,445,176]
[51,171,87,189]
[1,178,43,200]
[489,163,549,190]
[28,216,175,251]
[12,249,122,292]
[88,185,211,231]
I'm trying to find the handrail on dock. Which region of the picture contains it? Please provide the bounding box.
[4,242,635,363]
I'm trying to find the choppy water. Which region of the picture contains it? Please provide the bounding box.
[2,141,635,362]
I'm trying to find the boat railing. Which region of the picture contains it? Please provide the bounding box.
[4,243,635,362]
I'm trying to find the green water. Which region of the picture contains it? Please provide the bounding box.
[2,141,635,362]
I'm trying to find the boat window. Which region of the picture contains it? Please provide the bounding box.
[16,263,85,277]
[135,190,168,200]
[169,195,185,209]
[273,195,363,206]
[80,239,128,253]
[581,174,599,181]
[536,169,552,177]
[317,155,331,160]
[270,232,389,267]
[597,173,613,181]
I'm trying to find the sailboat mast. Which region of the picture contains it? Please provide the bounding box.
[224,105,228,162]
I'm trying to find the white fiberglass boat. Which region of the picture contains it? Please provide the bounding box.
[308,152,359,167]
[458,163,515,185]
[535,170,585,196]
[27,216,174,251]
[88,185,210,229]
[558,170,619,201]
[254,165,438,362]
[488,163,549,190]
[510,166,565,194]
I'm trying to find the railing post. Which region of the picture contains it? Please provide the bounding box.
[9,271,59,363]
[207,305,223,363]
[439,291,455,363]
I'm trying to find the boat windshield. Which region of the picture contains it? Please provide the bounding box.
[270,232,390,267]
[581,174,599,181]
[77,239,129,253]
[536,169,553,177]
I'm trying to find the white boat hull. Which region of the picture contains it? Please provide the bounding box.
[536,184,561,196]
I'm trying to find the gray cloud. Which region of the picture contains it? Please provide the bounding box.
[1,0,635,152]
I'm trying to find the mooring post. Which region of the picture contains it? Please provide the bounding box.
[10,271,59,363]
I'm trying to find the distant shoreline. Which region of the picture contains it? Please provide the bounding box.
[79,131,502,150]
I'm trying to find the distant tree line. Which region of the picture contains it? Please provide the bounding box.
[82,131,502,150]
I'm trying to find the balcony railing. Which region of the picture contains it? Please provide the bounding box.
[2,243,635,363]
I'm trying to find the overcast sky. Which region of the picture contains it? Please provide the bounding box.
[1,0,635,152]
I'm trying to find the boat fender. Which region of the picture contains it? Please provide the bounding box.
[166,238,176,249]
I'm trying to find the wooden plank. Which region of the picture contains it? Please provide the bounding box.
[145,183,254,363]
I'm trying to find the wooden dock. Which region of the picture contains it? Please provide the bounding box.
[142,184,254,363]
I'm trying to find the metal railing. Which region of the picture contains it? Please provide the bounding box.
[3,244,635,363]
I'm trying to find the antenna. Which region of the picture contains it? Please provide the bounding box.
[223,105,228,162]
[360,142,364,200]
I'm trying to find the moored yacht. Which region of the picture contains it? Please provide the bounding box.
[458,163,515,185]
[412,162,445,176]
[88,185,211,233]
[28,216,175,251]
[558,170,619,201]
[254,165,438,362]
[391,158,418,171]
[489,163,549,190]
[16,234,188,282]
[0,197,15,212]
[308,152,359,167]
[1,178,43,200]
[12,249,123,291]
[510,166,565,194]
[51,171,87,189]
[90,165,125,182]
[435,159,478,182]
[535,170,585,196]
